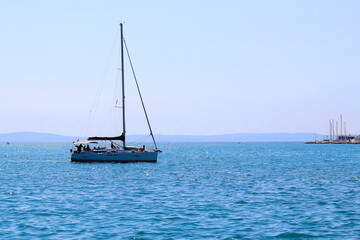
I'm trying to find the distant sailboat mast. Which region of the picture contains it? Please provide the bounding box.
[340,114,343,136]
[336,121,338,138]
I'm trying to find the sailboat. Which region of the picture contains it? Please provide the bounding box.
[71,23,160,163]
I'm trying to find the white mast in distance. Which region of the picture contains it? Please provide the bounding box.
[340,114,343,136]
[336,121,338,138]
[344,121,347,136]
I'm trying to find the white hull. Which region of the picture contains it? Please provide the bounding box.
[71,149,158,163]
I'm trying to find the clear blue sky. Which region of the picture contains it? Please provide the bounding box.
[1,1,359,136]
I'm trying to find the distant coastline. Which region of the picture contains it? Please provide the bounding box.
[0,132,326,143]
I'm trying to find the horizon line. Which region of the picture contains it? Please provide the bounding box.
[0,131,331,137]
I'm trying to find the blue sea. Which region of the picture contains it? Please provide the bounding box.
[1,142,360,239]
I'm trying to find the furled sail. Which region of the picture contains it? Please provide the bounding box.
[88,133,125,142]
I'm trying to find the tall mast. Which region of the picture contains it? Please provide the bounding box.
[340,114,343,136]
[344,121,347,136]
[120,23,126,148]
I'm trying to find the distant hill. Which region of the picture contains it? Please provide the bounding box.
[0,132,84,143]
[0,132,324,143]
[147,133,324,142]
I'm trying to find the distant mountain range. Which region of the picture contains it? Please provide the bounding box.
[0,132,324,143]
[151,133,324,142]
[0,132,82,143]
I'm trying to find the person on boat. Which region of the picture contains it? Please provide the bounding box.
[85,145,90,151]
[111,142,116,149]
[77,144,83,153]
[139,145,145,152]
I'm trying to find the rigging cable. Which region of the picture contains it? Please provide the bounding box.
[127,134,152,146]
[83,27,120,136]
[123,38,158,150]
